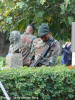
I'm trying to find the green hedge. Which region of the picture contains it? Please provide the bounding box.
[0,66,75,100]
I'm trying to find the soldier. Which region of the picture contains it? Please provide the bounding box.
[25,24,35,35]
[20,24,36,66]
[29,24,60,66]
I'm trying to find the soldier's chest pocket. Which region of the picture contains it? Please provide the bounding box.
[46,49,54,57]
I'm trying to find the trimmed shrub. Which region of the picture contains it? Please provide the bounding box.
[0,66,75,100]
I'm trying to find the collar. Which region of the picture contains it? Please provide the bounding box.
[47,35,54,43]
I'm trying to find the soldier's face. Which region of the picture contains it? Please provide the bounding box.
[41,35,48,42]
[25,26,34,34]
[41,34,51,42]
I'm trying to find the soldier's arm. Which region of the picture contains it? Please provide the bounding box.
[48,55,58,66]
[48,43,60,66]
[26,43,35,66]
[40,43,60,66]
[40,53,59,66]
[40,56,57,66]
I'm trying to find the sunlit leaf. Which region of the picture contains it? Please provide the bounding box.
[5,17,12,24]
[40,0,46,5]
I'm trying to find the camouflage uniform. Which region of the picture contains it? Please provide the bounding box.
[40,36,60,66]
[28,36,60,66]
[31,38,46,60]
[20,33,36,66]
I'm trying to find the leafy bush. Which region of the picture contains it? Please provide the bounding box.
[0,66,75,100]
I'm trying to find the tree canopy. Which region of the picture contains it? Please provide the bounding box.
[0,0,75,40]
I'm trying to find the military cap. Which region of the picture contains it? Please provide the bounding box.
[38,24,50,37]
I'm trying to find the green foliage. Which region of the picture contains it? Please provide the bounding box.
[0,65,75,100]
[0,0,75,40]
[0,57,6,68]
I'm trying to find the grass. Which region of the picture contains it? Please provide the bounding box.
[57,56,62,65]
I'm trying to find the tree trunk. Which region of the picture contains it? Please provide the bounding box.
[0,32,10,57]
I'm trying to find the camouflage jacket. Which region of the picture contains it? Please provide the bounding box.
[21,33,36,49]
[20,33,36,66]
[28,36,60,66]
